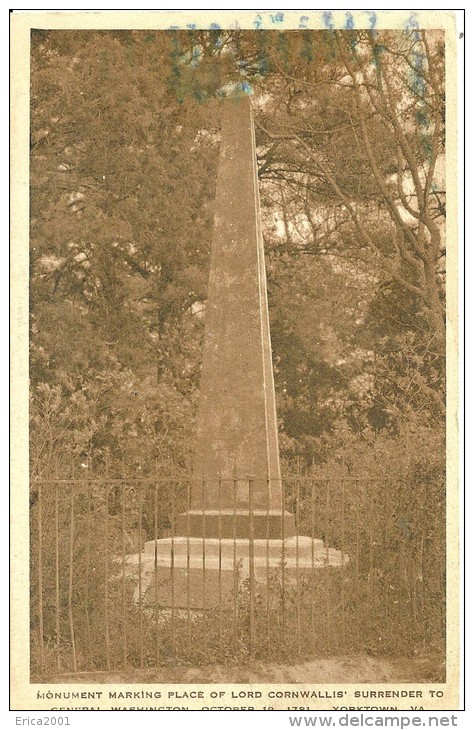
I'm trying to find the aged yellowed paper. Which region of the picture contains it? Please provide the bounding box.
[11,9,461,711]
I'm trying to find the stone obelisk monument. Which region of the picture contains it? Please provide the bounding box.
[176,94,295,539]
[132,95,346,607]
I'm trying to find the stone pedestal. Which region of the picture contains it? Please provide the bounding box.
[126,536,348,609]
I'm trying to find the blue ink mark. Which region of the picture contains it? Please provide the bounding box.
[220,81,254,98]
[371,42,384,72]
[253,14,263,29]
[168,32,197,104]
[416,109,429,129]
[208,21,223,49]
[411,68,425,97]
[419,127,431,154]
[405,13,419,31]
[345,13,358,54]
[345,12,355,30]
[238,81,253,95]
[393,13,431,160]
[168,25,180,30]
[186,23,197,30]
[368,12,377,31]
[277,31,290,70]
[403,13,427,111]
[322,11,336,61]
[271,12,284,24]
[299,15,309,29]
[300,31,313,62]
[190,45,201,68]
[322,12,334,30]
[255,31,269,77]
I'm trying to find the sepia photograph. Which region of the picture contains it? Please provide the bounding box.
[11,9,460,711]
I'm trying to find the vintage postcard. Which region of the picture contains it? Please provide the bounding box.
[11,9,462,711]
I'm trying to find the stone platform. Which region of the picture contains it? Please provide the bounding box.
[125,537,348,608]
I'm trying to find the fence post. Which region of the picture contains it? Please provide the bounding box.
[186,475,191,651]
[266,473,271,652]
[170,461,176,658]
[341,478,346,650]
[218,473,223,653]
[138,476,144,668]
[54,481,61,671]
[68,484,77,672]
[37,480,44,675]
[121,475,128,669]
[311,477,316,654]
[248,475,255,660]
[104,460,110,670]
[232,469,238,646]
[325,478,330,652]
[201,475,206,650]
[296,468,301,657]
[281,474,286,651]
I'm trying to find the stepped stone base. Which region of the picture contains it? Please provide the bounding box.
[126,536,348,609]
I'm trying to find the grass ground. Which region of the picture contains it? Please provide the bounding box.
[36,653,445,684]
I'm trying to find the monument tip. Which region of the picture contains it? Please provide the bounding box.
[222,82,253,105]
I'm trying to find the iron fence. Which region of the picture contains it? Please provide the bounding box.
[30,466,445,678]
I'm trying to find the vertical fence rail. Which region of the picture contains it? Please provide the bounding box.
[248,476,255,660]
[295,474,301,658]
[85,480,93,668]
[232,474,238,647]
[153,471,159,667]
[280,476,286,649]
[170,469,176,659]
[121,479,128,669]
[138,480,143,668]
[382,479,389,644]
[68,484,77,672]
[266,474,271,653]
[341,479,346,648]
[355,477,361,647]
[369,477,374,604]
[36,480,44,674]
[186,479,191,651]
[218,475,223,654]
[325,478,331,652]
[104,478,111,671]
[201,477,207,652]
[54,483,61,671]
[311,478,316,655]
[355,478,360,586]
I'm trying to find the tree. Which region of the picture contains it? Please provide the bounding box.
[30,30,222,469]
[253,29,446,353]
